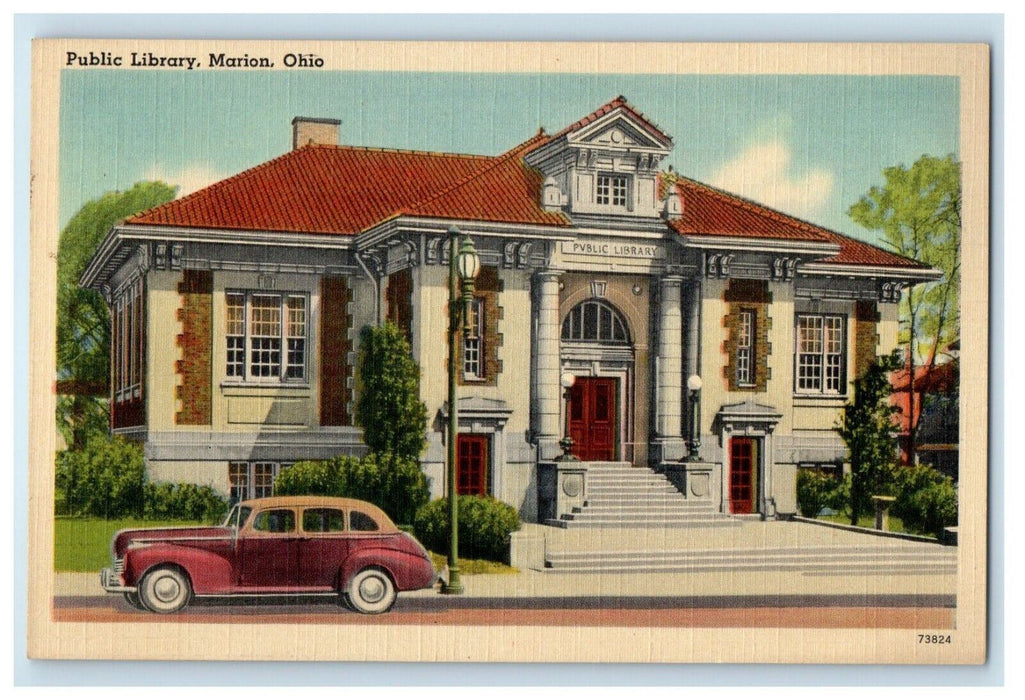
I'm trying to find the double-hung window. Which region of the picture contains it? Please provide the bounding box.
[463,298,484,381]
[229,461,292,503]
[596,174,629,208]
[735,309,755,387]
[795,314,846,394]
[225,292,308,382]
[112,278,144,403]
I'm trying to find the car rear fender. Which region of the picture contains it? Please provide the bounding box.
[341,549,433,592]
[125,544,235,594]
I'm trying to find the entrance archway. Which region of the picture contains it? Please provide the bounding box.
[560,299,634,462]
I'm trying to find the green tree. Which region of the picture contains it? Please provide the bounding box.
[56,182,177,449]
[354,322,428,461]
[836,353,902,525]
[848,155,960,455]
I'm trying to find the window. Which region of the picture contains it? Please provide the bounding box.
[112,278,144,403]
[252,509,296,533]
[228,462,290,503]
[736,309,755,387]
[349,510,380,532]
[561,300,630,344]
[463,298,484,380]
[303,508,346,533]
[796,314,846,394]
[596,173,629,207]
[225,292,307,382]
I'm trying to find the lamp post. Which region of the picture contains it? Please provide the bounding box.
[441,226,479,595]
[686,374,703,461]
[556,372,577,462]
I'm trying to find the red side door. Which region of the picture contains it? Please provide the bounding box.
[568,377,617,461]
[729,437,757,514]
[297,507,350,591]
[457,434,489,495]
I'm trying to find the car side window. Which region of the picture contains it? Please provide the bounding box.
[252,509,296,533]
[302,508,346,533]
[349,510,380,532]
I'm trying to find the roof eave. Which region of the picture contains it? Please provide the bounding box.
[674,233,842,257]
[800,262,942,281]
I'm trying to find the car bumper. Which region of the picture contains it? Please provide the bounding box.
[100,567,137,594]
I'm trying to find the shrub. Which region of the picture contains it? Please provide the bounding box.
[796,469,840,518]
[892,464,958,537]
[143,482,229,523]
[355,323,429,461]
[413,496,520,563]
[275,452,430,525]
[55,435,145,518]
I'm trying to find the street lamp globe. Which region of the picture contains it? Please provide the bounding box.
[687,374,703,393]
[456,236,481,283]
[560,372,576,389]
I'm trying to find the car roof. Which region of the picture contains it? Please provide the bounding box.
[239,496,398,530]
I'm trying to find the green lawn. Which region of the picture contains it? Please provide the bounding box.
[429,552,518,575]
[818,512,910,534]
[54,517,206,572]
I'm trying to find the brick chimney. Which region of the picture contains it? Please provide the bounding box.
[292,117,341,149]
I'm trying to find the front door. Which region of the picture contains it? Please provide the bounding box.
[457,434,489,495]
[568,377,617,461]
[729,437,758,514]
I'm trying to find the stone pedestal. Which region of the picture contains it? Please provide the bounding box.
[537,461,587,522]
[651,437,687,464]
[662,461,717,502]
[872,495,896,531]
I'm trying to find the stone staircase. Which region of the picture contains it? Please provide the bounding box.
[544,462,740,529]
[543,542,958,575]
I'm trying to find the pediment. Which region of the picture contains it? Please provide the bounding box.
[567,113,672,152]
[717,399,783,422]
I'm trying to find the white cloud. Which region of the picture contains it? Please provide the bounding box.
[143,165,226,198]
[708,140,834,219]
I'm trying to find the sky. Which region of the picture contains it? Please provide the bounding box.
[58,70,960,244]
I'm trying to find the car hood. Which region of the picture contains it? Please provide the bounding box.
[112,526,234,558]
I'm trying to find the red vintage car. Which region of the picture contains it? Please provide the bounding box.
[100,496,439,614]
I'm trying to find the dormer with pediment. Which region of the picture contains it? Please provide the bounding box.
[525,96,674,219]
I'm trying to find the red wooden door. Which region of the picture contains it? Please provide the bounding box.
[568,377,617,461]
[457,434,489,495]
[729,438,757,514]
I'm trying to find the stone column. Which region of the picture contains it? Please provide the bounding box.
[533,270,563,460]
[654,276,685,462]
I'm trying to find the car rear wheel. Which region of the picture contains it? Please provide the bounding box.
[346,567,396,614]
[139,566,192,614]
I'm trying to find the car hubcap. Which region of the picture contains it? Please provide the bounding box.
[358,576,385,603]
[154,576,180,603]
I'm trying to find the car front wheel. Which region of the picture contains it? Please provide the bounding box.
[123,591,146,610]
[139,566,192,614]
[347,567,396,614]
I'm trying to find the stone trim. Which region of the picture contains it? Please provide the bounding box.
[722,279,772,392]
[175,269,213,425]
[320,276,353,426]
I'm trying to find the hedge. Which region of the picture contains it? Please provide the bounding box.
[413,495,520,563]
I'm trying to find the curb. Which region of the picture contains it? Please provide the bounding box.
[791,516,946,545]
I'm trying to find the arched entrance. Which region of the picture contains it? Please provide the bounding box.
[560,299,634,462]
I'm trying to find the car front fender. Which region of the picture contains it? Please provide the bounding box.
[124,543,235,594]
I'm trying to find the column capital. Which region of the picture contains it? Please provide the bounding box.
[534,268,565,281]
[659,274,684,287]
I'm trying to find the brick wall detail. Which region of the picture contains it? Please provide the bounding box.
[722,278,772,392]
[454,265,503,387]
[175,270,213,425]
[320,276,353,426]
[385,269,413,341]
[854,300,880,379]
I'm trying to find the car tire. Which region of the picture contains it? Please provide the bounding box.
[346,567,396,614]
[138,566,192,614]
[123,591,146,610]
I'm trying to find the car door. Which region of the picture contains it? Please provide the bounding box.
[298,507,350,590]
[238,507,301,590]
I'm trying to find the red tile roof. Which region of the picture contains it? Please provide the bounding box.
[128,139,567,235]
[666,176,929,269]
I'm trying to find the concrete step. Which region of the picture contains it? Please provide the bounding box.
[544,562,958,574]
[572,505,714,515]
[545,550,955,566]
[545,517,742,529]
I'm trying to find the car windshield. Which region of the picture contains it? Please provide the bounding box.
[222,505,252,529]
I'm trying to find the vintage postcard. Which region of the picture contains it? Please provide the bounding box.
[27,39,989,664]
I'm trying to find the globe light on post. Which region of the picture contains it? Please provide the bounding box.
[686,374,703,462]
[557,372,578,462]
[442,226,479,595]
